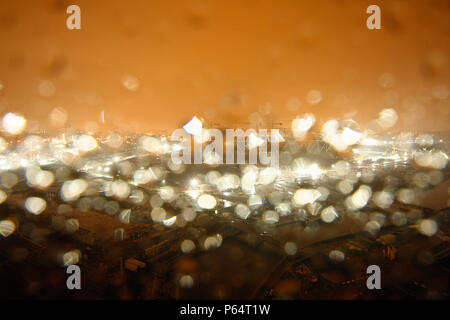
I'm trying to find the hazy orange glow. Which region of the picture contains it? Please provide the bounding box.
[0,0,448,134]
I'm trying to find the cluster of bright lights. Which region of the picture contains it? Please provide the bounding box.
[0,112,447,271]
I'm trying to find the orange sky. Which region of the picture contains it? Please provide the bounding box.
[0,0,449,134]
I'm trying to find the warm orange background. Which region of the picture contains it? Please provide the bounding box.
[0,0,449,134]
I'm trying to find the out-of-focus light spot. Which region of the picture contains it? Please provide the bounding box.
[235,203,251,219]
[61,179,88,201]
[134,169,157,185]
[341,127,363,146]
[370,212,386,226]
[268,191,283,206]
[284,242,297,255]
[129,189,144,204]
[376,108,398,130]
[337,180,353,195]
[163,215,177,227]
[263,210,279,224]
[111,180,130,199]
[276,202,291,215]
[35,170,54,188]
[317,186,329,201]
[217,174,240,191]
[197,194,217,210]
[119,209,131,224]
[25,197,46,215]
[295,208,309,221]
[378,72,396,88]
[432,84,449,100]
[306,89,322,105]
[292,114,315,140]
[78,197,92,212]
[333,161,351,178]
[258,167,277,185]
[415,134,434,147]
[0,219,15,237]
[329,250,345,263]
[293,158,323,179]
[242,165,259,176]
[75,134,98,152]
[22,135,45,152]
[391,211,407,226]
[141,136,163,153]
[360,168,375,183]
[322,120,356,152]
[307,202,322,216]
[62,250,80,266]
[180,239,196,253]
[241,170,257,192]
[49,107,68,128]
[204,234,222,250]
[190,179,199,187]
[65,218,79,233]
[168,158,186,173]
[359,137,379,146]
[182,208,197,222]
[122,74,140,91]
[105,132,123,149]
[159,186,175,202]
[104,200,119,215]
[150,194,163,208]
[1,172,18,189]
[2,112,26,135]
[25,165,54,189]
[151,207,166,223]
[412,172,430,189]
[0,189,7,204]
[203,149,221,165]
[187,189,200,200]
[346,185,372,210]
[321,206,338,223]
[293,189,321,207]
[322,119,339,136]
[37,80,56,97]
[414,151,448,169]
[418,219,438,237]
[364,220,381,235]
[0,136,7,153]
[183,116,203,136]
[373,191,394,209]
[397,188,416,204]
[179,275,194,288]
[206,171,221,185]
